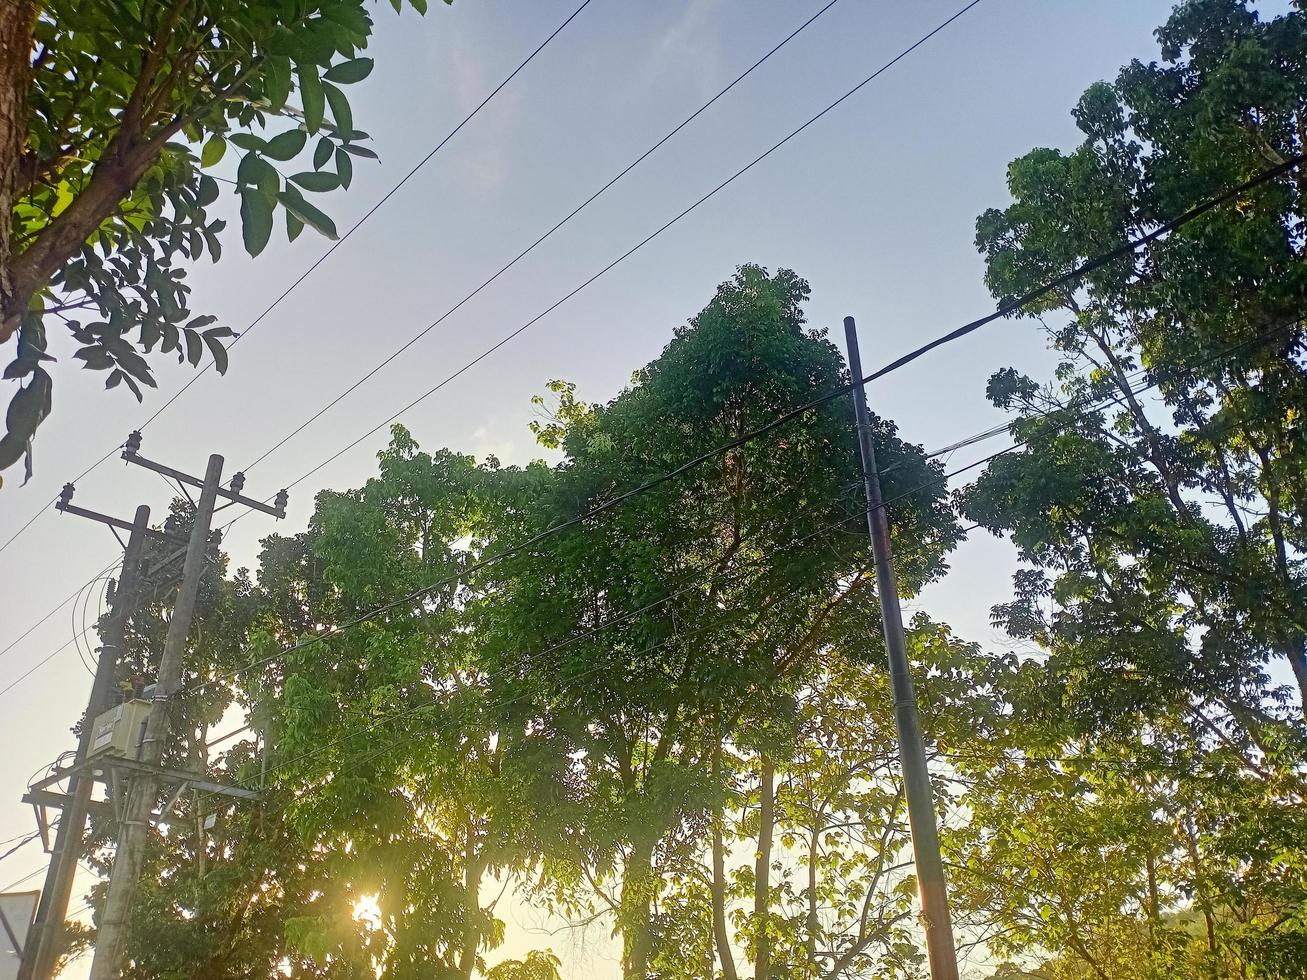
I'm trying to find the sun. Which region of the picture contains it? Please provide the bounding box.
[352,893,382,932]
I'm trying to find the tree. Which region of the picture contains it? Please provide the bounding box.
[955,1,1307,973]
[76,265,977,976]
[966,0,1307,722]
[471,265,959,979]
[0,0,435,480]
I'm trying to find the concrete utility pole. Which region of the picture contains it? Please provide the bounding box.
[843,316,960,980]
[86,454,221,980]
[19,506,152,980]
[17,435,286,980]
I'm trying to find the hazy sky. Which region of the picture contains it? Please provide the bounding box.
[1,1,1287,975]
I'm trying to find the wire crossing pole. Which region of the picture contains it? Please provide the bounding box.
[843,316,959,980]
[19,506,151,980]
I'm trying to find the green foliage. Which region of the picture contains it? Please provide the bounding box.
[958,2,1307,975]
[1,0,445,478]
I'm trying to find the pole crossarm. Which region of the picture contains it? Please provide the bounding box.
[22,790,112,820]
[52,498,187,546]
[81,756,260,802]
[121,433,287,519]
[29,758,260,804]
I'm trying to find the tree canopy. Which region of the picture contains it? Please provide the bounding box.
[53,3,1307,979]
[0,0,436,480]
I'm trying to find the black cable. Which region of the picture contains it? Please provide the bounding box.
[0,442,125,564]
[257,0,988,499]
[200,313,1301,695]
[137,0,598,432]
[215,358,1196,783]
[240,0,846,472]
[0,0,596,564]
[0,832,40,864]
[73,320,1295,922]
[0,556,121,662]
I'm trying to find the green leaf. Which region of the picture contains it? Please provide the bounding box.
[340,143,378,160]
[73,347,114,370]
[204,333,230,375]
[290,171,341,193]
[324,57,374,84]
[298,62,325,133]
[265,56,293,111]
[200,134,227,168]
[278,187,338,240]
[184,329,203,366]
[323,82,352,138]
[335,147,353,189]
[265,129,308,161]
[313,136,334,171]
[240,189,275,256]
[230,132,267,152]
[0,368,53,475]
[196,174,220,207]
[286,208,305,243]
[237,153,280,198]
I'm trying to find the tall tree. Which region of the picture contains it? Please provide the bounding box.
[0,0,434,479]
[475,265,959,979]
[965,0,1307,733]
[956,1,1307,974]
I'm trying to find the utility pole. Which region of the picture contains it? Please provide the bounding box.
[18,505,153,980]
[3,431,290,980]
[843,316,959,980]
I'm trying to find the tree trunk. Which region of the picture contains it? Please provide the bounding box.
[753,756,774,980]
[621,839,655,980]
[1281,635,1307,715]
[710,786,739,980]
[0,0,36,341]
[457,831,484,980]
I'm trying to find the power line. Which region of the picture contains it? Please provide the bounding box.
[69,320,1299,929]
[0,0,596,565]
[0,556,121,663]
[203,372,1159,776]
[1,865,46,894]
[240,0,846,473]
[0,833,40,865]
[0,628,97,699]
[197,312,1302,699]
[247,0,988,503]
[137,0,598,432]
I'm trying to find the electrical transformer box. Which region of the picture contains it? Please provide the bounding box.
[88,700,152,760]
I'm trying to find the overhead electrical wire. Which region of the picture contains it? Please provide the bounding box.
[192,308,1304,705]
[0,0,597,565]
[194,336,1247,768]
[240,0,847,472]
[61,319,1302,925]
[241,0,988,504]
[4,0,981,670]
[195,149,1307,691]
[0,832,40,865]
[0,556,122,664]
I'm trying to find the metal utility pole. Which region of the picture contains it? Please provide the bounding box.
[18,506,152,980]
[843,316,959,980]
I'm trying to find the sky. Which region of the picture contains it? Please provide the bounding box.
[0,1,1291,976]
